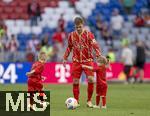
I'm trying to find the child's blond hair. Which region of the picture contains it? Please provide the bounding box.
[38,52,47,61]
[97,56,109,65]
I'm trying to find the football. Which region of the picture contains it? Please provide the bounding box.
[65,97,78,110]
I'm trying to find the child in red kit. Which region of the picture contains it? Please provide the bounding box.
[82,56,110,109]
[26,52,48,111]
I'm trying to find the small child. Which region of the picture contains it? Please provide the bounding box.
[82,56,110,109]
[26,52,48,111]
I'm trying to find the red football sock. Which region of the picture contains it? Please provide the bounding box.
[87,83,94,101]
[73,84,79,102]
[102,96,106,106]
[96,95,100,106]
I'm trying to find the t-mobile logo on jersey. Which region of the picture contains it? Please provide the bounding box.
[55,64,71,83]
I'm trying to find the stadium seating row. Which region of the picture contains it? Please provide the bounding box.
[1,0,149,54]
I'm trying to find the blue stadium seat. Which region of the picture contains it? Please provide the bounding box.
[65,21,74,33]
[42,27,54,34]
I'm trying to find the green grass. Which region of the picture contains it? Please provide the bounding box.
[1,84,150,116]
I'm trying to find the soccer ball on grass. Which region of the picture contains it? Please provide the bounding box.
[65,97,78,110]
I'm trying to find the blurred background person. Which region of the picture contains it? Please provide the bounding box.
[26,34,40,53]
[41,34,49,47]
[95,15,104,39]
[121,43,134,84]
[143,12,150,27]
[134,14,145,27]
[101,22,113,46]
[135,40,146,83]
[27,0,41,26]
[121,32,130,47]
[0,21,7,62]
[58,14,65,32]
[52,28,67,61]
[26,34,40,62]
[52,28,66,46]
[40,43,54,62]
[6,34,19,62]
[111,9,124,39]
[107,48,116,63]
[121,0,135,14]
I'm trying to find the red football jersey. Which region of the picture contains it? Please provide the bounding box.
[93,63,107,82]
[28,61,45,82]
[64,30,101,62]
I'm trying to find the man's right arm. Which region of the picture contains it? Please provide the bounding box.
[82,64,99,72]
[82,65,94,71]
[63,34,73,66]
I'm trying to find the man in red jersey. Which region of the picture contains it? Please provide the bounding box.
[63,17,106,107]
[26,51,48,110]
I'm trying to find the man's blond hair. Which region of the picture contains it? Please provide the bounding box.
[74,17,84,25]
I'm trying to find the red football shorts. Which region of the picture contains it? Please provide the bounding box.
[72,62,94,79]
[28,79,43,92]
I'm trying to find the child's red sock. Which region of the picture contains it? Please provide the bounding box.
[102,96,106,106]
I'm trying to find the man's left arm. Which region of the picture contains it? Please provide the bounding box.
[89,32,101,58]
[89,32,108,63]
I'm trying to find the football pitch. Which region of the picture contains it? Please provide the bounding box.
[1,83,150,116]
